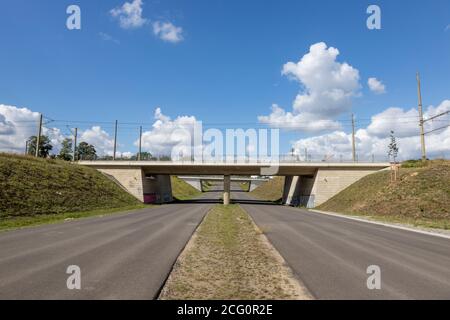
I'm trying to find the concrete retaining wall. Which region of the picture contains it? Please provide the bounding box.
[98,168,172,204]
[177,177,203,192]
[282,168,382,207]
[310,168,380,206]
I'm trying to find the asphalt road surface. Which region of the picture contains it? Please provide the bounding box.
[236,191,450,299]
[2,181,449,300]
[0,203,211,299]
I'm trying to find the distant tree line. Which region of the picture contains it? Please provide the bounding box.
[26,135,97,161]
[25,135,170,161]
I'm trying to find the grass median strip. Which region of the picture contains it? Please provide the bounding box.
[159,204,312,300]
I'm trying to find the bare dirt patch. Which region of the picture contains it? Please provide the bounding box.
[159,204,312,300]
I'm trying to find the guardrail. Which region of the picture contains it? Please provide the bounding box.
[78,154,390,163]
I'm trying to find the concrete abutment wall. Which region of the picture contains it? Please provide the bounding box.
[282,167,382,208]
[177,177,203,192]
[98,168,173,204]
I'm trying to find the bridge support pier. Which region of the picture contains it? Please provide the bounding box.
[223,175,230,205]
[282,176,301,206]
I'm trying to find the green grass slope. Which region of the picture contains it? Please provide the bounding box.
[317,160,450,229]
[249,177,285,202]
[171,176,201,200]
[0,153,141,218]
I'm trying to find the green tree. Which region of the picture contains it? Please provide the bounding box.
[159,155,172,161]
[27,135,53,158]
[57,138,73,161]
[97,155,113,161]
[388,130,399,163]
[130,151,154,160]
[77,142,97,160]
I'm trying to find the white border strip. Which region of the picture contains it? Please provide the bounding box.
[309,209,450,240]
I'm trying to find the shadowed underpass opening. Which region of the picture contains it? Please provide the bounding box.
[173,181,280,206]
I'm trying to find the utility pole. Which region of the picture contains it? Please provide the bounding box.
[35,113,43,157]
[138,126,142,161]
[417,72,426,161]
[113,120,118,160]
[351,113,356,162]
[73,128,78,161]
[25,140,29,155]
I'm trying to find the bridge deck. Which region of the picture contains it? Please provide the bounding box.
[78,161,390,176]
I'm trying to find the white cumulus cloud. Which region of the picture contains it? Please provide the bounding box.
[0,104,41,153]
[0,104,65,154]
[152,21,184,43]
[0,104,135,157]
[366,107,418,138]
[368,77,386,94]
[78,126,135,158]
[292,100,450,161]
[110,0,147,29]
[138,108,199,157]
[79,126,115,156]
[258,104,342,131]
[259,42,360,132]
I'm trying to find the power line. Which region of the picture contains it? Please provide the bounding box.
[424,124,450,135]
[424,110,450,122]
[12,115,449,129]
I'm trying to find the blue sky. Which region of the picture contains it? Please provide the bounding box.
[0,0,449,159]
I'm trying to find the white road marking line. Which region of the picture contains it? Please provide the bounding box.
[309,209,450,240]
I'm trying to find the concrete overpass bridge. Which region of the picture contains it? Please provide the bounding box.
[78,161,390,207]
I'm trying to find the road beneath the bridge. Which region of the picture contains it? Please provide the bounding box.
[232,190,450,299]
[1,182,449,299]
[0,202,211,299]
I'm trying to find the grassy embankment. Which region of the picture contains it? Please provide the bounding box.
[249,176,285,202]
[240,181,250,192]
[159,204,311,300]
[201,180,212,192]
[0,153,146,230]
[170,176,202,200]
[318,160,450,229]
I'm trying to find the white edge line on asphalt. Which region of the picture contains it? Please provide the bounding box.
[309,209,450,240]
